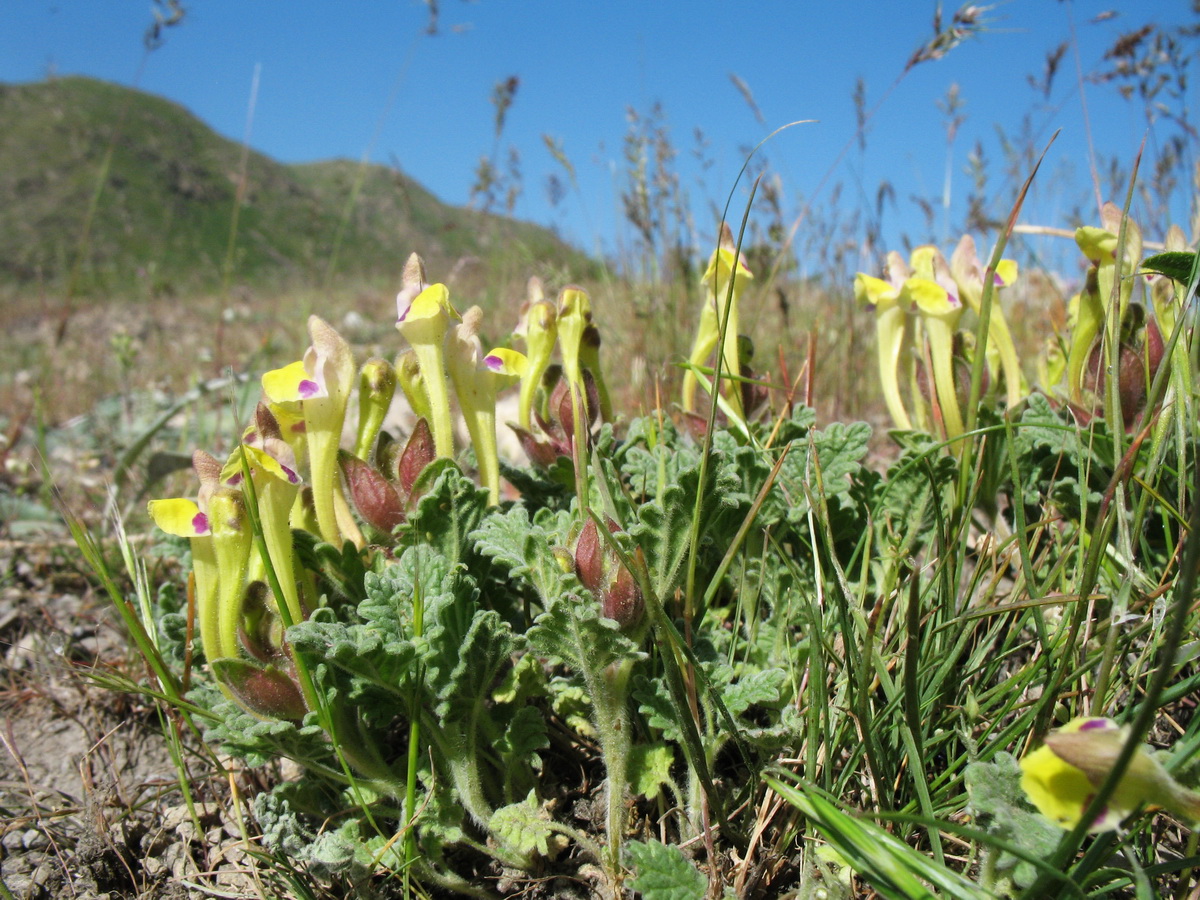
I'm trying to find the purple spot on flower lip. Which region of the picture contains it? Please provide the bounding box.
[1079,718,1111,731]
[290,422,307,434]
[283,465,300,485]
[484,354,503,370]
[298,379,320,399]
[192,512,210,535]
[226,472,244,487]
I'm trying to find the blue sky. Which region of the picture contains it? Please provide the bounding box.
[2,1,1194,272]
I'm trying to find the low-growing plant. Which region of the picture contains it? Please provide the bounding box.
[78,199,1200,899]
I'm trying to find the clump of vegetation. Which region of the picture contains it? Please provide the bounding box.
[8,4,1200,898]
[74,192,1200,897]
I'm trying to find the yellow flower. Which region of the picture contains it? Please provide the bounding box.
[1020,717,1200,832]
[683,222,753,417]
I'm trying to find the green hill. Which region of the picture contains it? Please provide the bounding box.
[0,76,592,294]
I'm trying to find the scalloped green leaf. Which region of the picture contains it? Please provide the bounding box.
[489,790,553,865]
[629,743,675,800]
[626,839,707,900]
[1141,249,1197,284]
[401,464,490,564]
[528,593,645,674]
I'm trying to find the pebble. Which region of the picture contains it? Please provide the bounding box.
[143,856,167,879]
[1,829,25,851]
[2,873,32,895]
[23,828,49,850]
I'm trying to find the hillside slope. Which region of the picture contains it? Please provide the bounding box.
[0,76,591,293]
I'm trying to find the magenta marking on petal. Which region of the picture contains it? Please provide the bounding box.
[226,472,244,487]
[192,512,210,534]
[283,465,300,484]
[290,421,307,435]
[298,379,320,398]
[1079,718,1110,731]
[484,354,503,370]
[992,272,1005,285]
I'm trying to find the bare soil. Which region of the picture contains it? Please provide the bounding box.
[0,539,262,900]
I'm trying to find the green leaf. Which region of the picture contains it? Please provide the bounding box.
[499,704,550,772]
[720,667,785,718]
[767,776,992,900]
[965,753,1066,889]
[1140,250,1197,284]
[631,450,742,601]
[401,464,490,564]
[429,608,520,720]
[528,592,645,674]
[878,440,957,553]
[633,674,682,743]
[629,743,675,800]
[764,420,871,526]
[626,839,707,900]
[199,689,328,768]
[489,790,553,864]
[471,504,577,605]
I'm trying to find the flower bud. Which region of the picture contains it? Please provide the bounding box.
[340,451,405,534]
[397,417,436,499]
[573,517,644,631]
[354,357,397,460]
[212,657,308,721]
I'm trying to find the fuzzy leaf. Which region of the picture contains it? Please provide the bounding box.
[489,791,553,863]
[626,839,707,900]
[499,704,550,772]
[965,753,1066,888]
[721,668,785,718]
[771,421,872,525]
[470,503,537,576]
[198,689,328,768]
[631,450,742,601]
[287,609,419,704]
[634,674,682,743]
[429,608,520,720]
[629,743,675,800]
[528,595,645,675]
[878,439,957,553]
[402,464,490,564]
[471,504,576,605]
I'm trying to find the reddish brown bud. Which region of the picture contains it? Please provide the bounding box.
[212,658,308,721]
[574,517,644,631]
[574,518,605,594]
[397,417,436,498]
[604,562,644,629]
[511,423,562,469]
[340,452,405,533]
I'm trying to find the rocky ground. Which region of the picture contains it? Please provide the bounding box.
[0,539,267,900]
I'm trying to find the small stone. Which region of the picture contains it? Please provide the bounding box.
[2,873,32,895]
[162,801,219,833]
[1,829,24,851]
[23,828,49,850]
[143,856,167,879]
[31,858,59,885]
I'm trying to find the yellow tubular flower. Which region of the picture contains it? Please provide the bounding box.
[684,222,753,416]
[1020,717,1200,832]
[854,257,913,431]
[906,246,965,445]
[949,234,1024,407]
